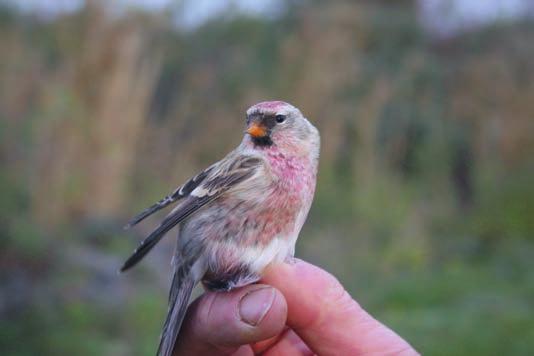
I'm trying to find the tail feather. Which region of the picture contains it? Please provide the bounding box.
[157,268,196,356]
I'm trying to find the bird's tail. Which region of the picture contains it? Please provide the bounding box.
[157,265,197,356]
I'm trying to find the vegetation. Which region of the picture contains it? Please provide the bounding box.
[0,1,533,355]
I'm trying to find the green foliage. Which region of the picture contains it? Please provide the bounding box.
[473,168,534,241]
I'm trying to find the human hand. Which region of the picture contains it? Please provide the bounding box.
[172,259,419,355]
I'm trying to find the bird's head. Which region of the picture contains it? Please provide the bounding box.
[244,101,319,158]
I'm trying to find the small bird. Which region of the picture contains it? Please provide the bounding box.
[121,101,320,356]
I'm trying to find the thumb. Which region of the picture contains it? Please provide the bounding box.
[262,260,419,356]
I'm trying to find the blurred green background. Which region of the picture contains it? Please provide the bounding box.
[1,0,533,355]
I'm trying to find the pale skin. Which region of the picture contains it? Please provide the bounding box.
[172,259,419,355]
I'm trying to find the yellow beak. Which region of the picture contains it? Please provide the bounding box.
[246,123,268,138]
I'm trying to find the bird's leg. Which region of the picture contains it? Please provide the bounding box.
[285,256,299,265]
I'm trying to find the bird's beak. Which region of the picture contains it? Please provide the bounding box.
[246,123,268,138]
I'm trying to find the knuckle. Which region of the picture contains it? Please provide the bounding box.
[317,272,363,322]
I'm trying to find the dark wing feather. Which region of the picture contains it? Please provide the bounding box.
[120,195,214,272]
[120,155,262,272]
[124,166,214,229]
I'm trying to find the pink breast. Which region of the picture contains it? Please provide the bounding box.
[253,150,315,243]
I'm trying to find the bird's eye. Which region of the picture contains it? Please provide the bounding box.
[275,114,286,123]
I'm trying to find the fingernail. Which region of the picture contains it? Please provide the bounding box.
[238,287,275,326]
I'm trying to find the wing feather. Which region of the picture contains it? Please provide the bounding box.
[120,155,262,272]
[124,166,214,229]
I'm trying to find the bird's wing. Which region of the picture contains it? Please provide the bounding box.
[124,166,216,229]
[120,154,264,272]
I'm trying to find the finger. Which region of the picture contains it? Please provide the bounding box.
[249,327,288,354]
[262,260,419,356]
[262,329,314,356]
[172,284,288,355]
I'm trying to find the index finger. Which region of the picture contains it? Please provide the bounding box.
[262,259,419,356]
